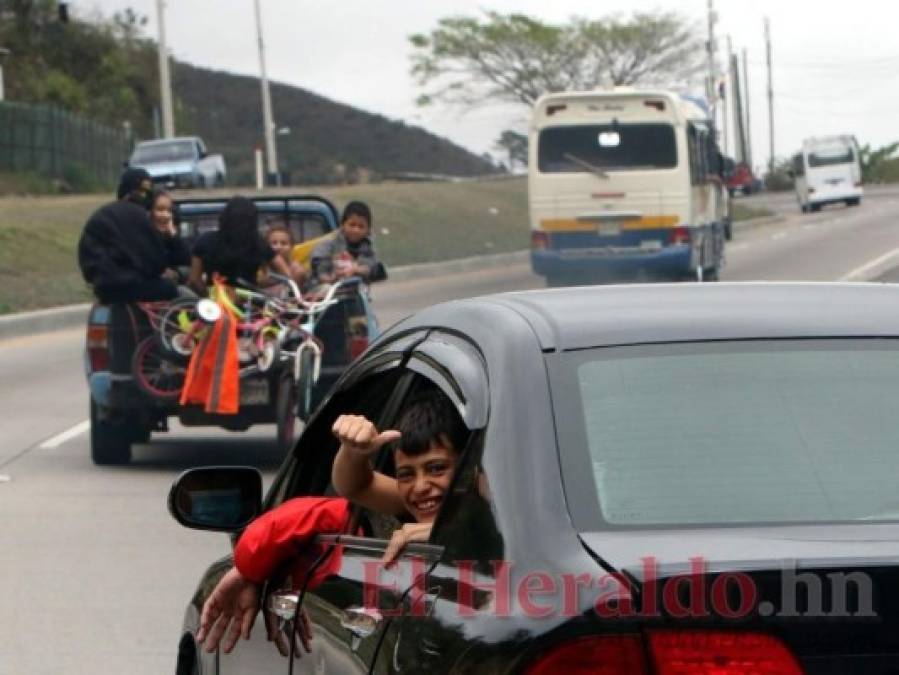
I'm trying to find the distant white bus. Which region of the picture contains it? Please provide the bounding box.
[791,136,862,213]
[528,88,729,285]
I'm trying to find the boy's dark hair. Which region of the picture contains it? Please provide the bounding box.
[395,389,467,457]
[266,222,294,244]
[341,201,372,228]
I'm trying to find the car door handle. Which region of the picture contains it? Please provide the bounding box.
[340,606,382,640]
[268,590,299,621]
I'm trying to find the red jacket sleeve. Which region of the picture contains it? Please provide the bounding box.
[234,496,351,584]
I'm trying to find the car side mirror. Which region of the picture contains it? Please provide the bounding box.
[369,261,388,283]
[168,466,262,532]
[122,160,130,169]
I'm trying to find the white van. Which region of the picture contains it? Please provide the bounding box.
[528,88,728,285]
[792,136,862,213]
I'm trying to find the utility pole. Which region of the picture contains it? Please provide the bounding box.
[706,0,717,113]
[254,0,280,186]
[156,0,175,138]
[723,35,733,157]
[730,51,747,165]
[743,48,753,171]
[765,17,775,174]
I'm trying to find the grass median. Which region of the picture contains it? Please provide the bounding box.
[0,178,529,314]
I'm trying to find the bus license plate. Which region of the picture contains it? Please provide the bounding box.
[240,381,269,406]
[597,221,622,236]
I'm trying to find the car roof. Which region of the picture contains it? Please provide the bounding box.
[398,282,899,352]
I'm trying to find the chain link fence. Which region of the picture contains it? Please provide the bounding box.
[0,101,129,187]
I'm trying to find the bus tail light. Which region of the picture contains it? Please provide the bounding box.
[531,231,551,250]
[524,631,802,675]
[86,324,110,372]
[669,227,691,245]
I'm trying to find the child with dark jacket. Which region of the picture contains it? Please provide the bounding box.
[309,201,379,288]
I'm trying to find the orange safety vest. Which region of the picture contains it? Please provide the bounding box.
[179,281,240,414]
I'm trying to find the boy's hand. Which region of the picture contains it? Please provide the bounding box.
[332,414,400,459]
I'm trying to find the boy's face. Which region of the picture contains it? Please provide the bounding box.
[341,214,370,245]
[267,230,292,258]
[394,442,458,524]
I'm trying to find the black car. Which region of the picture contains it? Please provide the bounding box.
[171,283,899,674]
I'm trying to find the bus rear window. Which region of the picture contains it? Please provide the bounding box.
[808,147,854,167]
[538,123,677,173]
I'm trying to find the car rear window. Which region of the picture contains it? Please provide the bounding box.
[178,211,328,246]
[555,340,899,527]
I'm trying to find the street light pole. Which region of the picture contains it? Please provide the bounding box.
[0,47,10,102]
[253,0,280,186]
[156,0,175,138]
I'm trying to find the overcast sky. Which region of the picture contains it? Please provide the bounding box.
[83,0,899,172]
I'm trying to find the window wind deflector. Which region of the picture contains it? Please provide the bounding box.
[408,332,489,429]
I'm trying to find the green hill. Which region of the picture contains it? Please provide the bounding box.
[172,62,495,185]
[0,2,496,186]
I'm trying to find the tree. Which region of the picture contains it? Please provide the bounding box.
[494,130,528,170]
[409,11,703,109]
[859,141,899,182]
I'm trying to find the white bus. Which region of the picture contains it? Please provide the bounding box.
[792,135,862,213]
[528,88,729,285]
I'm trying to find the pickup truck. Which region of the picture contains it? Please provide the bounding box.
[128,136,226,189]
[84,195,383,465]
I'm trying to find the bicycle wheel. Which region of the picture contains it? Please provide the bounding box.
[158,298,202,363]
[133,336,186,401]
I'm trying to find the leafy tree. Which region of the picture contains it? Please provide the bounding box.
[410,11,703,108]
[859,141,899,182]
[494,130,528,170]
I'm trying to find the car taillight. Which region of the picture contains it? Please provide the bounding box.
[648,630,803,674]
[86,324,110,371]
[523,631,802,675]
[347,335,368,361]
[531,231,550,250]
[524,635,647,675]
[669,226,691,245]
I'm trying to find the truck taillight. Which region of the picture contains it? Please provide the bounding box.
[347,335,368,361]
[854,181,863,188]
[523,631,802,675]
[86,324,110,371]
[807,187,816,194]
[531,231,550,250]
[669,226,691,245]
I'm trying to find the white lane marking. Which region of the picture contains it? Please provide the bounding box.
[39,420,90,449]
[840,247,899,282]
[0,474,11,483]
[729,243,749,251]
[772,232,787,241]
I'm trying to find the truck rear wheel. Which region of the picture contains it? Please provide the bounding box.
[90,399,132,465]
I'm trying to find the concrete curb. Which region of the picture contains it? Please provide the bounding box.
[385,250,529,282]
[0,303,91,340]
[0,250,533,340]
